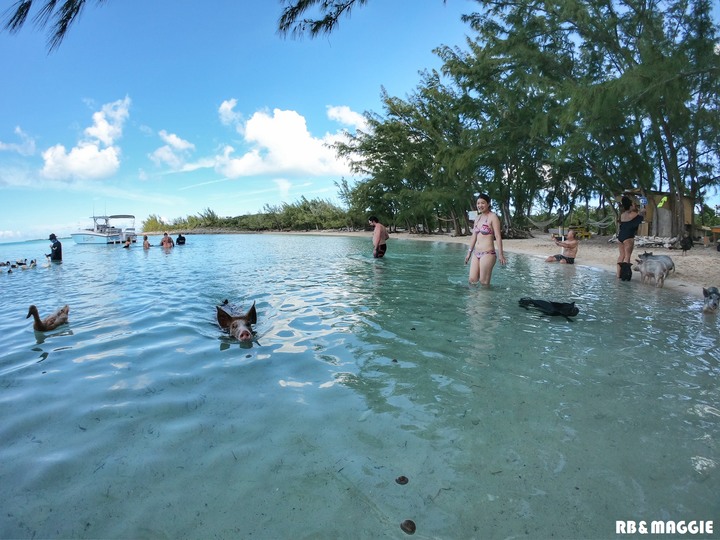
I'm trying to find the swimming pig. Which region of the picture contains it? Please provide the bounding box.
[702,287,720,314]
[518,298,579,319]
[216,300,257,342]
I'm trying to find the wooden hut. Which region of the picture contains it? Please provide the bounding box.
[618,190,694,237]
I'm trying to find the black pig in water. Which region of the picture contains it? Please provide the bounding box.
[518,298,579,320]
[702,287,720,315]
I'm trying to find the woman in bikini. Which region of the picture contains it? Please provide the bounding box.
[464,194,507,285]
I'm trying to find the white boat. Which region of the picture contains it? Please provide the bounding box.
[71,215,138,245]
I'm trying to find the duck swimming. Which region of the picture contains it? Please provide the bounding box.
[26,304,70,331]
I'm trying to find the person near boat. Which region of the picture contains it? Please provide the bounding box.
[47,233,62,262]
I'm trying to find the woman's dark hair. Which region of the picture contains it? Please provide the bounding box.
[477,193,491,205]
[621,196,633,211]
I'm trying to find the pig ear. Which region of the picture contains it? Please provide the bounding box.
[216,305,232,329]
[245,301,257,325]
[704,288,709,297]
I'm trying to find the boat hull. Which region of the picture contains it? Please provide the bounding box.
[71,233,122,244]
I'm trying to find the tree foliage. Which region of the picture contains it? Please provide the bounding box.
[140,198,352,233]
[277,0,370,38]
[338,0,720,239]
[3,0,395,48]
[2,0,106,50]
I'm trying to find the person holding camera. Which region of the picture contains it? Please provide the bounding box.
[616,195,645,280]
[545,229,579,264]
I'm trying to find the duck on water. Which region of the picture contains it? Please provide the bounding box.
[26,305,70,332]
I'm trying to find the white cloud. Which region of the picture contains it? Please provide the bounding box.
[0,229,23,241]
[219,98,242,127]
[0,127,36,156]
[274,178,292,199]
[42,142,121,180]
[214,108,352,178]
[160,130,194,152]
[149,130,195,169]
[84,97,130,146]
[0,164,33,188]
[327,105,367,131]
[40,96,131,181]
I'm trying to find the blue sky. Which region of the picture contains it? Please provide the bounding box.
[0,0,474,241]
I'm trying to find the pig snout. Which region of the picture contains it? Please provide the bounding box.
[230,321,253,342]
[703,287,720,314]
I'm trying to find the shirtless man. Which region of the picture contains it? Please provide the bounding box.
[545,229,579,264]
[368,216,389,258]
[160,232,175,248]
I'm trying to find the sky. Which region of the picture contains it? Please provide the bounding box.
[0,0,475,242]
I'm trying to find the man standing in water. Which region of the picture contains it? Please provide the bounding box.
[47,233,62,262]
[368,216,389,258]
[160,232,175,249]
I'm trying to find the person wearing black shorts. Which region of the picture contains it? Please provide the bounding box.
[545,230,578,265]
[369,216,389,258]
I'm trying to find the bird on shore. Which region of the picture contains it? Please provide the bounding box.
[26,304,70,332]
[680,236,693,255]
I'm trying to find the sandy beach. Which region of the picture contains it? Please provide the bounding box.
[280,229,719,298]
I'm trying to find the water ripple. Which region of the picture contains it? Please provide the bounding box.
[0,234,717,538]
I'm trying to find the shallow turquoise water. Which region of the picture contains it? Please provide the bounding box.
[0,234,718,539]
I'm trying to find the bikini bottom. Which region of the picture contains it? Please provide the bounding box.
[474,249,496,259]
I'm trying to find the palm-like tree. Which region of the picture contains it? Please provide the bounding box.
[277,0,370,37]
[2,0,106,50]
[4,0,370,50]
[4,0,446,51]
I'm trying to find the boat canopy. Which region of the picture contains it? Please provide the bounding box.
[87,215,135,220]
